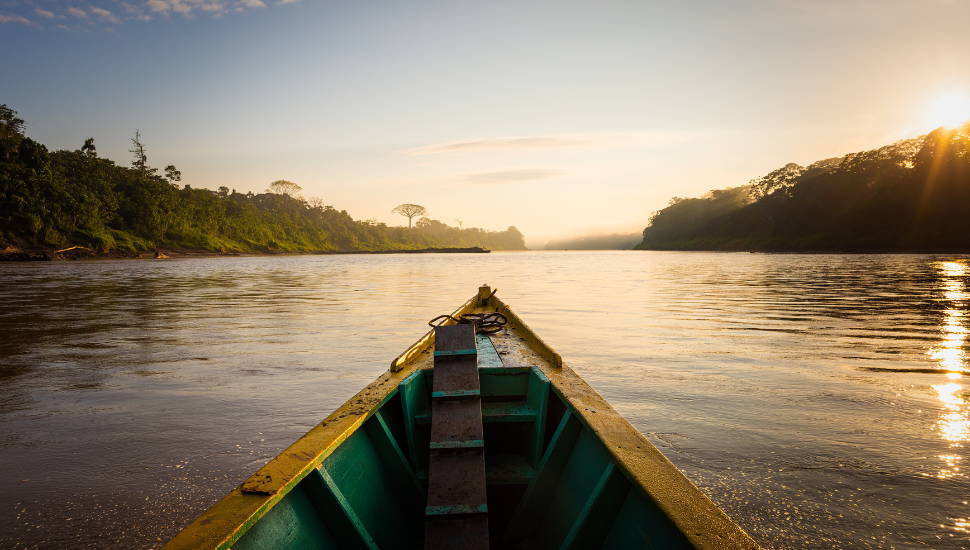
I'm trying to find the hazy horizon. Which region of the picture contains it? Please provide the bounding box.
[2,0,969,244]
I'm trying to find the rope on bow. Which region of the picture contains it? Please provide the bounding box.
[428,312,508,334]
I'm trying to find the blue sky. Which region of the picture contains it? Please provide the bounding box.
[2,0,969,245]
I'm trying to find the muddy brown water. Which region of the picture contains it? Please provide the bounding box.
[1,251,969,549]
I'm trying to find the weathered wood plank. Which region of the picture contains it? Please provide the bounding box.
[434,323,477,352]
[426,323,489,550]
[484,454,536,485]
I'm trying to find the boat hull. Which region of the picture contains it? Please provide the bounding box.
[162,290,761,550]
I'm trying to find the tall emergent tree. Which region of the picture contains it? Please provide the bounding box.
[129,130,157,176]
[392,203,427,228]
[267,180,302,197]
[0,104,26,160]
[164,165,182,185]
[306,197,327,209]
[82,137,97,157]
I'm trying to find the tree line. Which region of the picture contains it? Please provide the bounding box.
[636,121,970,250]
[0,105,526,253]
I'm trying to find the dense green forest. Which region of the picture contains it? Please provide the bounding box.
[636,122,970,250]
[0,105,525,254]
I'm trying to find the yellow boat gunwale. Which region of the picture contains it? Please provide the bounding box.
[162,288,762,550]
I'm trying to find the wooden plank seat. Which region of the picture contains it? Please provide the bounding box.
[425,323,489,550]
[415,401,537,424]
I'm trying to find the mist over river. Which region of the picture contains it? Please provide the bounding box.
[2,251,969,549]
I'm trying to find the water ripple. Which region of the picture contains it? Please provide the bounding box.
[1,252,969,549]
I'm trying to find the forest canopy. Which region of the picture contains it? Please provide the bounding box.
[636,122,970,251]
[0,105,526,253]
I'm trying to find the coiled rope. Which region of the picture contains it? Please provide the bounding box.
[428,312,508,335]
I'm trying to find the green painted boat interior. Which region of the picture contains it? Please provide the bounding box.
[232,335,692,550]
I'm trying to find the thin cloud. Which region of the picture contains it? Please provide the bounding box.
[169,0,194,15]
[0,13,31,23]
[34,8,62,18]
[146,0,204,16]
[402,134,636,156]
[458,169,571,185]
[145,0,169,12]
[120,2,152,19]
[7,0,297,23]
[90,6,121,23]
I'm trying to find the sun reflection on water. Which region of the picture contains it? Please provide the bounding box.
[939,262,968,278]
[929,308,966,372]
[936,453,964,480]
[929,262,968,378]
[929,261,969,488]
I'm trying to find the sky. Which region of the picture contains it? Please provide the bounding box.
[2,0,970,247]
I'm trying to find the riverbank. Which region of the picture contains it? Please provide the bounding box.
[634,245,970,254]
[0,243,490,261]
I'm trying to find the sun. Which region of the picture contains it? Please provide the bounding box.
[927,93,970,130]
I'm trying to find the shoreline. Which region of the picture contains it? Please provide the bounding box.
[634,246,970,254]
[7,244,970,261]
[0,245,491,262]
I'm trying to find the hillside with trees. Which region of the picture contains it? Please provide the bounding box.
[636,122,970,251]
[0,105,525,255]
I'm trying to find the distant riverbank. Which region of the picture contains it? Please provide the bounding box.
[0,105,526,258]
[635,123,970,253]
[0,243,490,261]
[634,245,970,254]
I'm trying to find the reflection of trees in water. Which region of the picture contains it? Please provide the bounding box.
[743,256,949,334]
[0,266,171,403]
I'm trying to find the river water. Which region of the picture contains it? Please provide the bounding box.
[1,251,968,549]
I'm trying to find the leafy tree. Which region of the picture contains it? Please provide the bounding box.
[392,203,427,228]
[81,138,97,158]
[750,163,802,198]
[267,180,302,197]
[165,165,182,185]
[0,104,26,161]
[0,105,528,254]
[637,123,970,251]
